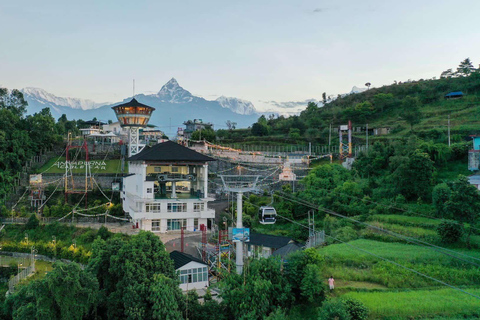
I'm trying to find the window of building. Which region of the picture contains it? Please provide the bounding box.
[178,267,208,284]
[154,167,162,173]
[194,218,199,229]
[147,188,152,194]
[171,166,179,173]
[146,203,161,213]
[193,202,204,212]
[167,219,186,230]
[167,203,187,212]
[152,220,161,232]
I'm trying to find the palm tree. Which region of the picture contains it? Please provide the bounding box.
[365,82,371,90]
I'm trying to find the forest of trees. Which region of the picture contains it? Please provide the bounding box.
[0,230,368,320]
[0,89,95,205]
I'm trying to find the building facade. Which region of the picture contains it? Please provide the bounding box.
[183,119,213,140]
[122,141,215,233]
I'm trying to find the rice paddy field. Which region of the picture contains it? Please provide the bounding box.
[344,288,480,319]
[318,218,480,319]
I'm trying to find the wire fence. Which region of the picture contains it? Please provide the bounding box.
[305,230,325,248]
[7,258,35,295]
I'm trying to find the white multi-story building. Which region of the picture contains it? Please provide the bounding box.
[122,141,216,233]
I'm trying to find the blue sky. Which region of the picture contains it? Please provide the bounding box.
[1,0,480,111]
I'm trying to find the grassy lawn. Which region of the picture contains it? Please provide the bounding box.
[38,157,126,174]
[368,214,441,229]
[320,239,480,289]
[344,288,480,319]
[320,239,480,264]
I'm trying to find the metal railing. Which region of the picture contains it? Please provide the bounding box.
[305,230,325,248]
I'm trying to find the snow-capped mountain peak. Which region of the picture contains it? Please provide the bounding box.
[21,87,102,110]
[216,96,256,115]
[156,78,194,103]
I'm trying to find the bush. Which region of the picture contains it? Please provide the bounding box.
[331,226,358,243]
[318,299,351,320]
[97,226,112,240]
[437,219,464,244]
[25,214,40,230]
[342,298,369,320]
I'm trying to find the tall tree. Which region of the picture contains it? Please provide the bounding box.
[456,58,475,76]
[5,262,98,320]
[444,175,480,247]
[400,96,421,131]
[87,231,177,319]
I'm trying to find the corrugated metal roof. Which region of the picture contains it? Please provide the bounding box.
[170,250,207,269]
[127,141,215,162]
[445,91,464,97]
[111,98,156,110]
[249,233,293,249]
[271,242,303,258]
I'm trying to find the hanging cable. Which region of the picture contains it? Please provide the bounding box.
[242,196,480,301]
[275,192,480,266]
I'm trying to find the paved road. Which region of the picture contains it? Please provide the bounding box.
[165,233,203,259]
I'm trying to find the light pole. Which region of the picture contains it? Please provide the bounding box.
[52,236,56,259]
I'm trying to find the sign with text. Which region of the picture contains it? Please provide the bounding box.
[54,160,107,171]
[232,228,250,242]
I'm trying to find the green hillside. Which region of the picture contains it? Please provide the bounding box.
[217,63,480,145]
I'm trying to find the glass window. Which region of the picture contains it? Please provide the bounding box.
[193,203,204,212]
[167,203,187,212]
[172,166,179,173]
[181,270,187,275]
[193,274,197,282]
[146,203,161,213]
[147,188,152,193]
[167,219,186,230]
[152,220,161,232]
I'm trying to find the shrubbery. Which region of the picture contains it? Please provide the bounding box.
[437,219,464,244]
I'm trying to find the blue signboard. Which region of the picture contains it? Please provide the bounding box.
[232,228,250,242]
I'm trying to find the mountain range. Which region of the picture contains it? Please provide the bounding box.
[20,79,368,133]
[21,78,259,132]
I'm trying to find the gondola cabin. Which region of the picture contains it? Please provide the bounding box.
[259,206,277,224]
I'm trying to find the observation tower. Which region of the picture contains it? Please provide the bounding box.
[112,98,155,157]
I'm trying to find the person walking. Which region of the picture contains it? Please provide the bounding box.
[328,276,335,292]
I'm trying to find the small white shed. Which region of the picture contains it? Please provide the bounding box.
[170,251,209,291]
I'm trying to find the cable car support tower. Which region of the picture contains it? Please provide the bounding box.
[220,175,259,274]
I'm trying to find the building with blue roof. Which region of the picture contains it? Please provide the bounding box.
[444,91,464,99]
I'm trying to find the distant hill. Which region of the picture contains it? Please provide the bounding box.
[220,72,480,145]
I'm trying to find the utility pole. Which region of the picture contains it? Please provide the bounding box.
[366,123,369,151]
[328,123,332,151]
[448,115,451,147]
[236,192,243,274]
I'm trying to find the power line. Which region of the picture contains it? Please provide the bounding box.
[325,233,480,301]
[314,187,480,233]
[275,192,480,266]
[242,196,480,301]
